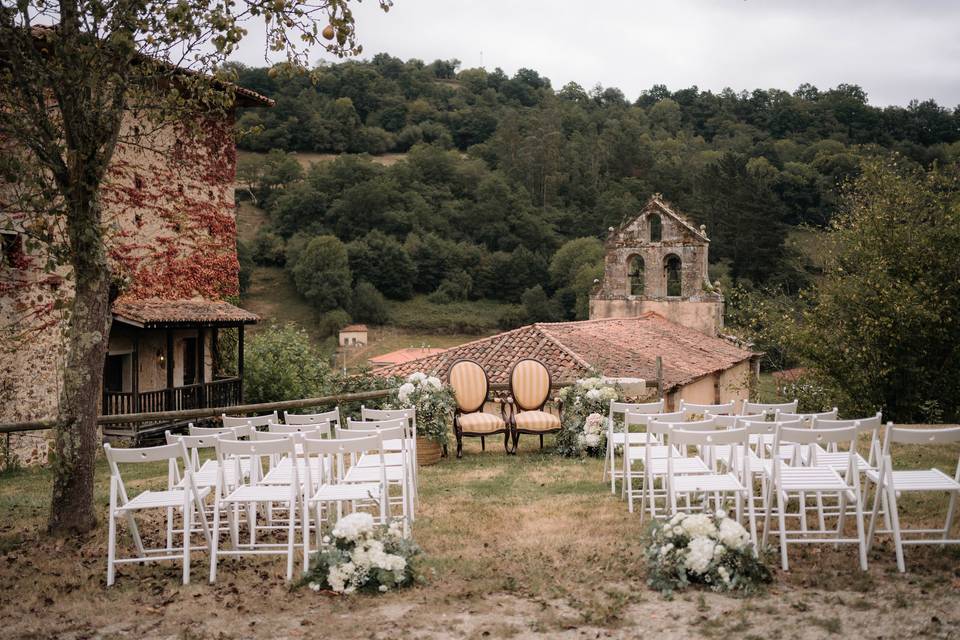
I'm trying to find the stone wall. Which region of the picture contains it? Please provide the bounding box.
[0,111,239,467]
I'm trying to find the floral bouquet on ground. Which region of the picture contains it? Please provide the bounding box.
[645,511,771,595]
[304,513,419,595]
[555,377,621,457]
[386,372,456,448]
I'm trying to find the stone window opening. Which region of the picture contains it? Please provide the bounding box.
[649,213,662,242]
[628,255,644,296]
[665,254,682,297]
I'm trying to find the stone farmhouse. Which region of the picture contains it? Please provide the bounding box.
[0,55,272,460]
[374,195,756,409]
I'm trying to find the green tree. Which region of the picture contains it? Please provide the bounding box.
[350,281,391,324]
[788,159,960,422]
[521,285,562,322]
[244,324,332,404]
[346,230,416,299]
[0,0,386,535]
[290,235,353,311]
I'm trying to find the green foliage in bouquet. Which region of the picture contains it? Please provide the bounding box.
[555,377,621,457]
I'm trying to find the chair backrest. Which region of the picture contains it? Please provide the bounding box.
[221,411,279,429]
[813,412,882,432]
[671,425,749,448]
[709,414,740,428]
[284,407,341,428]
[188,424,234,436]
[303,433,384,486]
[104,442,192,504]
[648,417,716,438]
[882,424,960,448]
[741,399,799,416]
[775,408,839,426]
[345,417,408,437]
[269,422,330,437]
[680,400,736,416]
[776,424,858,448]
[609,399,664,421]
[510,359,551,411]
[448,359,490,414]
[361,406,417,430]
[167,430,236,449]
[337,424,405,442]
[216,436,297,489]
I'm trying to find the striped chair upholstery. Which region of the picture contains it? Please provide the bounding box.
[449,360,488,413]
[509,359,561,452]
[448,359,509,458]
[514,410,560,432]
[511,359,551,411]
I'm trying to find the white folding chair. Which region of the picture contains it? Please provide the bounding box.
[209,436,301,582]
[762,424,869,571]
[622,410,684,509]
[360,406,419,499]
[741,399,798,417]
[668,425,758,548]
[337,423,412,530]
[221,411,279,430]
[775,408,839,427]
[680,400,736,417]
[867,424,960,572]
[302,434,389,572]
[284,407,341,429]
[104,442,211,586]
[638,417,714,521]
[605,399,664,493]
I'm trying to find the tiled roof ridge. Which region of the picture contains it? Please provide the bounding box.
[532,323,595,371]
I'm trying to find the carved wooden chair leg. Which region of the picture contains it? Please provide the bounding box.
[539,434,544,449]
[481,436,486,451]
[503,430,510,453]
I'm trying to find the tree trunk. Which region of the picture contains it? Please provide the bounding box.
[47,195,114,535]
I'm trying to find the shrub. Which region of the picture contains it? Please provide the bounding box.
[243,324,332,404]
[521,285,562,322]
[252,229,287,266]
[317,309,352,338]
[427,269,472,304]
[350,281,390,325]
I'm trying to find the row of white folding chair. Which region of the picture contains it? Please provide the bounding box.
[867,424,960,572]
[358,406,419,504]
[341,418,414,527]
[621,411,685,511]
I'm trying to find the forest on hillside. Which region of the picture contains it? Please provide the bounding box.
[232,54,960,333]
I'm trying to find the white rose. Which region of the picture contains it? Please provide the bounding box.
[584,433,601,448]
[397,382,416,405]
[680,513,717,538]
[426,376,442,390]
[684,537,716,575]
[407,372,427,384]
[585,389,602,402]
[718,517,750,550]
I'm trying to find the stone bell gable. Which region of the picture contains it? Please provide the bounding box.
[589,195,724,336]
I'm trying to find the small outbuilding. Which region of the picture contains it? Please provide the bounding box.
[338,324,368,347]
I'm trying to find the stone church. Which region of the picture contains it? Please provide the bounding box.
[589,195,724,336]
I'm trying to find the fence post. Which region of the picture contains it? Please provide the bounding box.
[655,356,664,400]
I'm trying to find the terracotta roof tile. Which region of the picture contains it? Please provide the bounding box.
[112,298,258,327]
[372,314,756,390]
[369,348,446,367]
[341,324,368,332]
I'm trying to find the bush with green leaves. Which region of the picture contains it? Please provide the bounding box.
[317,309,352,338]
[350,281,390,325]
[243,324,332,404]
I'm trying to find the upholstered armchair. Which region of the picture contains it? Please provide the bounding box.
[507,359,562,453]
[448,359,510,458]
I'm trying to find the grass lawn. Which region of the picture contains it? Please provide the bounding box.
[1,432,959,638]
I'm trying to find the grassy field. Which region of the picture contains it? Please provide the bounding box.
[238,149,408,172]
[1,433,959,638]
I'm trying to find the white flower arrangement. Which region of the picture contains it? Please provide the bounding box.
[556,377,622,457]
[645,511,771,594]
[387,372,456,446]
[304,514,418,595]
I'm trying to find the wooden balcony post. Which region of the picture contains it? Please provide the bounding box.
[237,324,245,403]
[166,329,174,410]
[132,333,140,413]
[197,327,206,407]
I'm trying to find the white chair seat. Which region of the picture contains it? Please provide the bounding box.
[179,465,242,489]
[611,432,659,446]
[778,466,848,492]
[865,468,960,492]
[382,437,414,452]
[357,452,407,468]
[262,457,323,485]
[673,472,745,493]
[117,487,210,512]
[812,451,873,472]
[626,444,676,460]
[645,457,711,475]
[310,483,383,502]
[343,465,405,483]
[221,485,295,503]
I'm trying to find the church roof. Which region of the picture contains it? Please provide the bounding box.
[372,314,755,391]
[621,194,709,242]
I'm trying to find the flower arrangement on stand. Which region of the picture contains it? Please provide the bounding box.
[555,377,621,457]
[386,372,456,461]
[645,511,771,595]
[303,513,419,595]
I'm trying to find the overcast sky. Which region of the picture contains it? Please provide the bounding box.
[229,0,960,107]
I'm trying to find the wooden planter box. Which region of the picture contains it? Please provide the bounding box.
[416,436,443,466]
